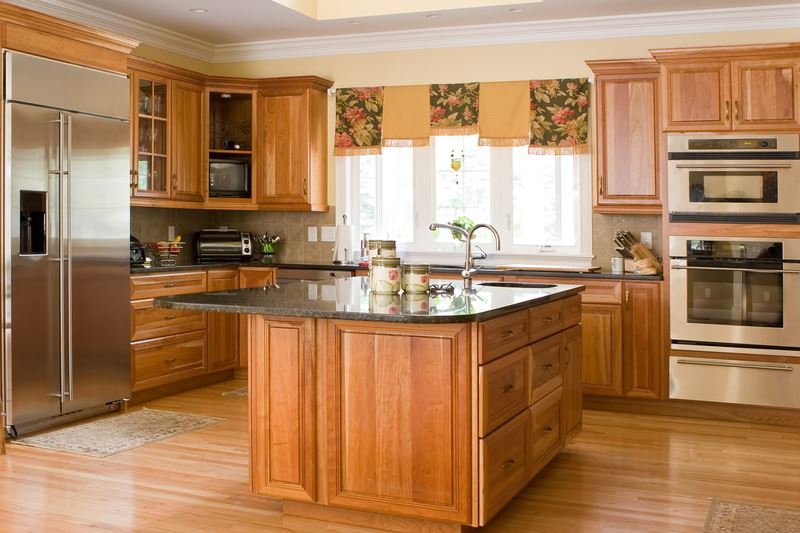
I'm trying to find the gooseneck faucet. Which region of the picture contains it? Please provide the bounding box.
[429,222,501,291]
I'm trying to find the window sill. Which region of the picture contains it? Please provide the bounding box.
[399,250,594,269]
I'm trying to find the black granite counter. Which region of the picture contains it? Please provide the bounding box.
[155,277,584,324]
[132,260,661,281]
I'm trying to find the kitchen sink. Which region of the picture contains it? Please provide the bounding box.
[478,281,557,289]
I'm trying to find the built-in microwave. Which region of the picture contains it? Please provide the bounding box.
[667,134,800,223]
[209,159,250,198]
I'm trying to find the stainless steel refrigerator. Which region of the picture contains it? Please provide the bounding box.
[2,51,131,436]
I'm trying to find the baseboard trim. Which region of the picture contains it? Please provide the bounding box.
[130,370,235,404]
[585,395,800,427]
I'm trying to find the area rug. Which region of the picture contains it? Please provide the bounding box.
[13,408,224,458]
[704,499,800,533]
[222,386,248,397]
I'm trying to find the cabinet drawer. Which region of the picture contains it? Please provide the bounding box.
[479,310,529,363]
[530,334,563,404]
[480,409,530,524]
[479,347,530,436]
[130,272,207,300]
[130,299,206,341]
[530,388,563,464]
[132,331,207,391]
[528,300,563,344]
[580,280,622,304]
[561,295,581,328]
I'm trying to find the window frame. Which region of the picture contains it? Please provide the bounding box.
[338,138,593,268]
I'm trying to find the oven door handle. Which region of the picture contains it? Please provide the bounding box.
[670,265,800,274]
[675,359,793,372]
[673,163,793,170]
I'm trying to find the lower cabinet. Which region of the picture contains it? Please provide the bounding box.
[238,267,278,368]
[561,324,582,439]
[131,331,207,391]
[207,269,239,371]
[581,303,624,396]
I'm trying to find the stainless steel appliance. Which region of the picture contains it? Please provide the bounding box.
[668,133,800,223]
[2,51,131,436]
[195,229,253,262]
[209,159,250,198]
[669,235,800,354]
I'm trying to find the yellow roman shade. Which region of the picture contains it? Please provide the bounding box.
[477,80,530,147]
[381,85,430,147]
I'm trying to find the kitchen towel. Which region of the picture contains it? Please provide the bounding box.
[332,222,354,263]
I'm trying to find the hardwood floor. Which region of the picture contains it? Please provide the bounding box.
[1,379,799,532]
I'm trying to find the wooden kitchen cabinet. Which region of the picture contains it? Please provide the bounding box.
[653,44,800,132]
[622,282,662,399]
[170,80,205,202]
[238,267,277,368]
[207,269,239,371]
[561,324,582,440]
[131,71,171,199]
[250,316,316,501]
[587,59,661,213]
[580,303,624,396]
[256,77,332,211]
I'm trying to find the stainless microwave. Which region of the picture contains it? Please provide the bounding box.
[209,159,250,198]
[667,134,800,223]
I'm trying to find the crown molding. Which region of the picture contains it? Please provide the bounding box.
[4,0,215,62]
[5,1,800,64]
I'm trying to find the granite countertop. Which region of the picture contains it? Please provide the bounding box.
[155,277,584,324]
[132,260,662,281]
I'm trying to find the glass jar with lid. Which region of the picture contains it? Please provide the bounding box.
[369,256,402,294]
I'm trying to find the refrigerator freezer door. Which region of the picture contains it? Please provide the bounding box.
[5,103,64,426]
[62,113,131,412]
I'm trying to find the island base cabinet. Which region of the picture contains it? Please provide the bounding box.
[249,315,316,502]
[323,321,473,524]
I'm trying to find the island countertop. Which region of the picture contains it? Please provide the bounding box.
[155,277,584,324]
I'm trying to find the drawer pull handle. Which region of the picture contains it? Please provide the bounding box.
[542,426,553,434]
[542,316,555,323]
[163,283,176,288]
[542,362,553,370]
[500,459,515,470]
[164,357,177,364]
[502,383,515,393]
[163,315,178,320]
[500,330,515,339]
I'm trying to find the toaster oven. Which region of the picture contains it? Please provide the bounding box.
[195,230,252,262]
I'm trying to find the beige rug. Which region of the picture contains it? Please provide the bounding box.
[14,408,224,458]
[222,386,248,397]
[705,499,800,533]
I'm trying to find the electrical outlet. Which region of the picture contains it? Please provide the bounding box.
[307,226,318,242]
[320,226,337,242]
[167,226,175,241]
[640,232,653,249]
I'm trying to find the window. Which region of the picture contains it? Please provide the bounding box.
[344,135,591,264]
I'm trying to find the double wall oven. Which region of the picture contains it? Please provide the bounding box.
[667,132,800,409]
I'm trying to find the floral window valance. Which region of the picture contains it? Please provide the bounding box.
[334,78,590,156]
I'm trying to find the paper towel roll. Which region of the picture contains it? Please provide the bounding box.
[332,223,354,263]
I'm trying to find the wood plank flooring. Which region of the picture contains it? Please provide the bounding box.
[1,379,799,532]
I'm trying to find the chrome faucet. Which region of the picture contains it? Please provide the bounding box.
[429,222,501,290]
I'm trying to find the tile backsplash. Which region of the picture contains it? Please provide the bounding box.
[132,207,661,268]
[591,213,663,271]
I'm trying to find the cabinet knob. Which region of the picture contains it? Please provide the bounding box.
[734,100,740,121]
[542,362,553,371]
[542,426,553,434]
[598,178,604,197]
[724,100,731,121]
[502,383,515,393]
[625,289,630,307]
[164,357,177,364]
[500,458,516,470]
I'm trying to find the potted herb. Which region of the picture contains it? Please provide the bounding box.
[254,233,280,262]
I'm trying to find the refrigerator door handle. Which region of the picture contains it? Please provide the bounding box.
[65,114,73,402]
[57,112,68,402]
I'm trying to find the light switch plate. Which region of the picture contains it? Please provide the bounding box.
[307,226,318,242]
[167,226,175,241]
[640,232,653,249]
[320,226,337,242]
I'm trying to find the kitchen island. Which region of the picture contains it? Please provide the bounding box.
[157,277,584,531]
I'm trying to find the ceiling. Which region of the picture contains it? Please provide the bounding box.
[21,0,800,45]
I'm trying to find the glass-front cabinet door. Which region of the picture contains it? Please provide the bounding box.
[132,72,169,198]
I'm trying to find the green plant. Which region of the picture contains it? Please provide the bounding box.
[450,215,475,242]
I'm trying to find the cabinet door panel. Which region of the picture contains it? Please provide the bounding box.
[622,282,662,399]
[238,268,277,368]
[325,321,471,523]
[732,59,800,130]
[131,71,170,199]
[662,62,731,131]
[257,92,309,205]
[595,73,660,210]
[561,324,582,440]
[250,316,315,501]
[207,269,239,371]
[171,81,204,201]
[580,304,623,396]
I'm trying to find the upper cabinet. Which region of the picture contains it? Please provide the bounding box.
[588,59,662,214]
[130,60,206,206]
[653,44,800,132]
[256,77,332,211]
